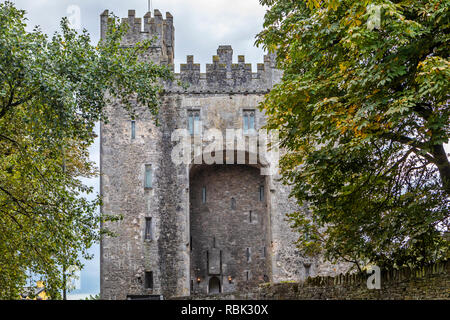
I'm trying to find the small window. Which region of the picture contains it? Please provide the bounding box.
[144,217,152,240]
[213,237,216,248]
[188,110,201,135]
[249,211,252,223]
[131,120,136,139]
[145,165,153,189]
[202,187,206,204]
[304,231,310,241]
[243,110,255,133]
[262,246,266,258]
[246,271,250,282]
[190,236,193,251]
[231,198,236,210]
[259,186,264,202]
[144,271,153,289]
[305,264,311,278]
[246,248,251,262]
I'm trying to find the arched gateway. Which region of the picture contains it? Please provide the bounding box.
[189,151,272,295]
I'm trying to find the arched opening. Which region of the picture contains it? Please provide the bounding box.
[208,277,221,294]
[189,150,272,295]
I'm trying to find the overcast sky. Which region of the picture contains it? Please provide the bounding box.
[11,0,268,72]
[9,0,268,299]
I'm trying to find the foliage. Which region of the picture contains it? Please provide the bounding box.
[256,0,449,269]
[83,293,100,300]
[0,2,172,299]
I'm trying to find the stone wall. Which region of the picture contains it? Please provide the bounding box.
[175,260,449,300]
[190,164,270,294]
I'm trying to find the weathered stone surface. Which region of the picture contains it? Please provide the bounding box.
[190,164,270,295]
[174,260,450,300]
[100,9,349,300]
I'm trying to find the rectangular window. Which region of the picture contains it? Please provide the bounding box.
[243,110,255,133]
[131,120,136,139]
[259,186,264,202]
[246,248,251,262]
[249,211,252,223]
[188,110,201,135]
[202,187,206,204]
[231,198,236,210]
[246,271,250,282]
[145,217,152,240]
[305,265,311,278]
[262,246,266,258]
[144,271,153,289]
[304,232,310,241]
[145,165,153,189]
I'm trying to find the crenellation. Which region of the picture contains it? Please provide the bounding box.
[166,46,278,93]
[101,9,174,65]
[217,45,233,71]
[180,55,201,85]
[143,12,152,32]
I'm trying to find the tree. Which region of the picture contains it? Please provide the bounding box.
[0,2,172,299]
[256,0,449,269]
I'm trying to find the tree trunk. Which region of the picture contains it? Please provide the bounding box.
[431,144,450,196]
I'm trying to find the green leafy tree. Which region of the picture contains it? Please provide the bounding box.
[256,0,449,269]
[0,2,172,299]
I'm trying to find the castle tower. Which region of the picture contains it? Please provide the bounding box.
[100,9,348,300]
[100,9,174,65]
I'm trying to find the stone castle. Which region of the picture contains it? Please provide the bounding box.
[100,9,346,300]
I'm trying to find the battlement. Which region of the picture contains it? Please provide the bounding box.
[100,9,174,65]
[167,47,281,94]
[100,9,281,93]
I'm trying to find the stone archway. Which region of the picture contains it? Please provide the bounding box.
[189,150,272,295]
[208,277,221,294]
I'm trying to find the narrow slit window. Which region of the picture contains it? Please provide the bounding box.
[194,113,200,134]
[246,271,250,281]
[144,271,153,289]
[145,165,153,189]
[249,211,252,223]
[304,231,310,241]
[144,217,152,240]
[188,110,201,135]
[262,246,266,258]
[305,265,311,278]
[188,114,194,135]
[131,120,136,139]
[249,113,255,131]
[202,187,206,204]
[246,248,251,262]
[231,198,236,210]
[243,114,249,133]
[243,110,255,133]
[259,186,264,202]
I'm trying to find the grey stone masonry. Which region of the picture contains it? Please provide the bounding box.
[100,9,349,300]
